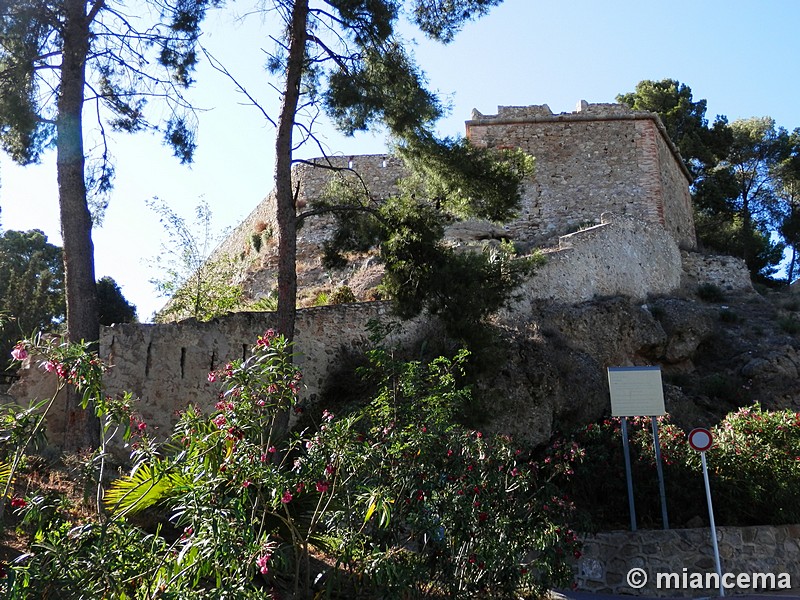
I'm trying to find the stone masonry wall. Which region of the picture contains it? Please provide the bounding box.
[8,302,435,448]
[576,524,800,596]
[681,251,754,293]
[500,213,682,322]
[211,102,698,303]
[652,120,697,248]
[466,103,696,250]
[210,155,407,300]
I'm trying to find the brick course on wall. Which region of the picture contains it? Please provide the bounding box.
[577,524,800,596]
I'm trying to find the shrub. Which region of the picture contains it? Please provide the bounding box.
[330,285,357,304]
[250,232,263,253]
[552,406,800,529]
[3,331,580,598]
[778,316,800,334]
[697,282,726,302]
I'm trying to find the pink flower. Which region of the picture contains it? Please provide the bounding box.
[207,371,217,383]
[242,480,252,488]
[322,409,334,422]
[10,344,27,362]
[325,463,335,475]
[43,360,57,373]
[316,480,329,493]
[281,490,292,504]
[212,414,227,428]
[268,446,276,454]
[256,553,270,575]
[137,422,147,431]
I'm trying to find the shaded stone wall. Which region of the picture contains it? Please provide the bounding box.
[576,524,800,596]
[9,303,435,448]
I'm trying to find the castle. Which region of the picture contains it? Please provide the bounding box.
[9,101,752,447]
[210,101,704,306]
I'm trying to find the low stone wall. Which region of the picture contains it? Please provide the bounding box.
[576,525,800,596]
[501,213,682,321]
[681,251,754,293]
[8,303,435,448]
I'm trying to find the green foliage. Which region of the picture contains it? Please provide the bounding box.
[250,231,263,253]
[553,407,800,529]
[96,276,137,326]
[617,79,714,173]
[379,198,541,338]
[694,211,785,278]
[0,229,64,372]
[313,290,331,306]
[315,143,538,341]
[330,285,357,304]
[247,290,279,312]
[696,282,725,302]
[398,136,535,222]
[620,79,796,280]
[0,0,215,168]
[3,330,581,598]
[148,198,244,322]
[777,316,800,334]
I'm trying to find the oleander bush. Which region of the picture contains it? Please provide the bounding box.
[552,406,800,530]
[1,331,581,598]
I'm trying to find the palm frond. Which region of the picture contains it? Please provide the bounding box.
[103,462,181,517]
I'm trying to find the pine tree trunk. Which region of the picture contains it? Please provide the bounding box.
[274,0,308,343]
[57,0,100,449]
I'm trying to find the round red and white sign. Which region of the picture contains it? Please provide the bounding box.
[688,428,713,452]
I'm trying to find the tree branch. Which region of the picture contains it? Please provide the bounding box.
[201,46,277,127]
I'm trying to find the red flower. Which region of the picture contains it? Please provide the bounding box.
[478,511,488,523]
[10,497,27,509]
[281,490,293,504]
[316,480,329,493]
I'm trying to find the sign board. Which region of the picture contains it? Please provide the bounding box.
[608,366,666,417]
[688,428,713,452]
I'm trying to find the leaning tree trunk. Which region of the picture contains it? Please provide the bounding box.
[274,0,309,343]
[56,0,100,449]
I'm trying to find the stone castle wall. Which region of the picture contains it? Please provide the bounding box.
[210,102,698,304]
[8,303,435,447]
[501,213,682,320]
[576,524,800,596]
[465,102,696,250]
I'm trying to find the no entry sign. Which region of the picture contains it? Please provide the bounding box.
[688,428,713,452]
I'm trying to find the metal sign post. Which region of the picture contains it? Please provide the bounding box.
[620,416,637,531]
[608,366,669,531]
[688,428,723,597]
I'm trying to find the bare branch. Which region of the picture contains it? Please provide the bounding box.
[201,46,277,128]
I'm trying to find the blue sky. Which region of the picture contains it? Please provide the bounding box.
[1,0,799,319]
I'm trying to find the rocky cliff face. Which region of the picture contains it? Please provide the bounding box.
[459,287,800,446]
